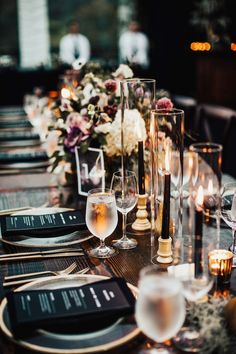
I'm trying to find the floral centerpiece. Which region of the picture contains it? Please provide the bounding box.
[46,61,172,184]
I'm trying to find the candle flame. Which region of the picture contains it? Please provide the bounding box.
[208,179,213,194]
[189,155,193,169]
[196,185,204,206]
[61,88,71,99]
[165,144,170,172]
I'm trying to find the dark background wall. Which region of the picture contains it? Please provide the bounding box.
[1,0,236,106]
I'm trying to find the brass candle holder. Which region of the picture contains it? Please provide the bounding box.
[208,249,233,284]
[156,236,173,264]
[132,194,151,231]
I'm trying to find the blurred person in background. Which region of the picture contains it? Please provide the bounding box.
[59,20,91,66]
[119,20,150,72]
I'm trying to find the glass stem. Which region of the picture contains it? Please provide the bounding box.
[233,229,236,254]
[99,239,106,250]
[122,213,129,241]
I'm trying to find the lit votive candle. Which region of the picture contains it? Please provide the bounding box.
[208,249,233,283]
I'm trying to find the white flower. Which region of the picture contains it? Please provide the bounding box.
[82,83,96,105]
[94,122,112,134]
[112,64,134,79]
[103,109,146,157]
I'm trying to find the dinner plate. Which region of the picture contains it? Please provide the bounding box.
[0,207,91,248]
[0,274,140,353]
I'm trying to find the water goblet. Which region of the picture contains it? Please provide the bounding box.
[221,182,236,261]
[169,234,214,352]
[111,170,138,249]
[85,188,118,258]
[135,266,186,353]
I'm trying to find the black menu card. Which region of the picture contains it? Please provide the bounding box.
[7,277,136,336]
[0,151,48,163]
[1,210,86,237]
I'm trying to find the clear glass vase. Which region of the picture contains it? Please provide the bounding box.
[150,108,184,264]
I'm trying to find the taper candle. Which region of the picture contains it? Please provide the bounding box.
[136,121,145,195]
[161,146,171,239]
[138,140,145,194]
[195,185,203,277]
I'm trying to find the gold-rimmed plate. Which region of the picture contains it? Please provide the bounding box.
[0,274,140,353]
[0,207,91,248]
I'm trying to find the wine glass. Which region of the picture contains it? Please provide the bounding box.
[85,188,118,258]
[183,151,198,198]
[111,170,138,249]
[169,234,214,352]
[169,150,198,199]
[135,266,186,353]
[221,182,236,260]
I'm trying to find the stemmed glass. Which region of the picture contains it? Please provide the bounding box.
[111,170,138,249]
[85,188,118,258]
[169,150,198,199]
[135,266,186,354]
[221,182,236,261]
[169,234,214,352]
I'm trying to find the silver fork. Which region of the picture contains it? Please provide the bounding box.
[3,265,90,287]
[4,262,78,281]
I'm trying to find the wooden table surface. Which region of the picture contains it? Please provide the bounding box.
[0,172,235,354]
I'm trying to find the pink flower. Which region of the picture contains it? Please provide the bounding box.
[64,126,90,153]
[104,79,117,92]
[66,112,90,135]
[155,97,173,110]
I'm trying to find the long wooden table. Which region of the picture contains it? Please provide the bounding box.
[0,172,235,354]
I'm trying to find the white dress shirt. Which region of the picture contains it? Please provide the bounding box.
[59,33,91,65]
[119,31,150,68]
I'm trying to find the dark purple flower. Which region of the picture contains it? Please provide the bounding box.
[89,95,100,105]
[64,126,90,153]
[103,104,118,118]
[104,79,117,92]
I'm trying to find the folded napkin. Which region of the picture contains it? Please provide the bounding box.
[0,151,48,164]
[7,277,135,337]
[0,106,25,116]
[0,120,32,128]
[0,131,40,142]
[1,210,86,238]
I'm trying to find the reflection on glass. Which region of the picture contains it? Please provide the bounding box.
[111,170,138,249]
[135,266,186,354]
[86,188,118,258]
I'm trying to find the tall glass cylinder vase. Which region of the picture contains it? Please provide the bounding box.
[150,109,184,264]
[189,143,223,246]
[120,79,156,236]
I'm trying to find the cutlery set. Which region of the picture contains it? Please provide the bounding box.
[0,248,85,262]
[1,249,91,287]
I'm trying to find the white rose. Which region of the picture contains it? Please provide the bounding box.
[94,122,112,134]
[112,64,134,79]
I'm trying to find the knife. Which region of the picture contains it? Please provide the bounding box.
[0,252,84,262]
[3,267,90,287]
[0,247,83,259]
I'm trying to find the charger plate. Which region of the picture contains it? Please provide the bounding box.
[0,274,140,353]
[0,207,91,248]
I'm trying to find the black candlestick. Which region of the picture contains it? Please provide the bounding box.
[138,140,145,195]
[194,207,203,277]
[161,172,171,239]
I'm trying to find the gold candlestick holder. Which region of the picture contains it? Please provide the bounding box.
[156,236,173,263]
[132,194,151,231]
